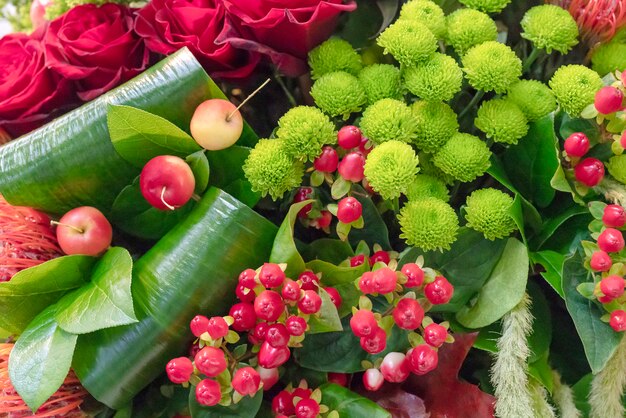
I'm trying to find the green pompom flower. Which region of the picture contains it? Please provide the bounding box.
[405,174,450,201]
[433,133,491,182]
[377,19,437,66]
[465,188,517,240]
[360,99,418,144]
[403,53,463,102]
[608,155,626,184]
[521,5,579,54]
[243,139,304,200]
[445,9,497,56]
[276,106,337,161]
[418,152,455,185]
[398,198,459,251]
[411,101,459,153]
[462,41,522,94]
[458,0,511,14]
[475,98,528,145]
[358,64,403,105]
[399,0,447,39]
[310,71,367,119]
[506,80,557,122]
[591,31,626,76]
[549,65,603,117]
[308,38,362,80]
[364,141,419,200]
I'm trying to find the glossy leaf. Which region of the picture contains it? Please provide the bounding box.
[8,305,78,412]
[527,281,552,363]
[320,383,391,418]
[530,204,589,251]
[308,287,343,334]
[55,247,136,334]
[306,259,368,317]
[530,250,565,297]
[302,239,354,264]
[348,186,391,250]
[269,200,312,277]
[189,389,262,418]
[528,352,554,395]
[558,113,601,144]
[187,151,210,194]
[0,255,96,334]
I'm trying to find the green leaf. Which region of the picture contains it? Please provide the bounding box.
[559,113,601,144]
[530,250,565,297]
[55,247,136,334]
[306,259,368,317]
[528,352,554,395]
[107,104,201,168]
[9,305,78,412]
[529,204,589,251]
[0,255,96,334]
[269,200,312,277]
[189,389,262,418]
[302,239,354,264]
[348,185,391,250]
[527,280,552,363]
[187,151,210,194]
[456,238,529,328]
[320,383,392,418]
[308,287,343,334]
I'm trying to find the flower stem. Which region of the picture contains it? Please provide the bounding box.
[459,90,485,119]
[274,70,297,108]
[522,47,542,73]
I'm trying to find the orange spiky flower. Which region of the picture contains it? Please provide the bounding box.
[550,0,626,44]
[0,344,88,417]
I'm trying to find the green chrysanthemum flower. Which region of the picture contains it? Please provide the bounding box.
[358,64,403,105]
[608,155,626,184]
[405,173,450,201]
[403,53,463,102]
[433,133,491,182]
[458,0,511,14]
[549,65,603,117]
[462,41,522,94]
[506,80,557,122]
[465,188,517,240]
[418,152,455,185]
[445,9,497,56]
[521,5,579,54]
[364,141,419,200]
[243,139,304,200]
[475,98,528,145]
[377,19,437,66]
[591,31,626,76]
[359,99,418,144]
[411,101,459,153]
[276,106,337,161]
[310,71,367,119]
[398,198,459,251]
[308,38,362,80]
[399,0,447,39]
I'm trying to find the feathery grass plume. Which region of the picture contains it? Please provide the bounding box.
[529,378,556,418]
[445,8,498,56]
[551,370,581,418]
[589,334,626,418]
[308,38,362,80]
[491,293,534,418]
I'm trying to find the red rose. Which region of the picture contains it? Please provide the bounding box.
[45,3,150,101]
[135,0,260,79]
[0,30,75,138]
[221,0,356,76]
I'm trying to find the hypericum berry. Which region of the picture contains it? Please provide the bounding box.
[232,367,261,396]
[258,341,291,369]
[380,352,410,383]
[194,346,227,377]
[358,272,375,294]
[392,298,424,330]
[286,315,307,336]
[294,187,314,219]
[166,357,194,384]
[407,344,439,375]
[272,390,295,415]
[350,309,379,337]
[424,323,448,347]
[312,210,332,229]
[370,250,390,265]
[603,204,626,228]
[337,196,362,224]
[324,287,342,309]
[282,279,301,301]
[195,379,221,407]
[598,228,625,253]
[190,315,210,338]
[207,316,229,339]
[338,125,363,149]
[600,275,625,300]
[350,254,367,267]
[360,327,387,354]
[189,342,201,358]
[298,290,323,314]
[338,152,366,182]
[292,388,313,400]
[574,158,605,187]
[299,271,319,291]
[314,146,339,173]
[590,251,613,272]
[621,131,626,149]
[229,302,257,332]
[610,310,626,332]
[236,283,255,303]
[328,372,348,386]
[252,322,269,342]
[257,366,279,391]
[363,368,384,391]
[254,290,285,322]
[239,268,257,289]
[401,263,424,287]
[295,398,320,418]
[372,267,397,294]
[259,263,286,288]
[595,86,624,114]
[266,323,290,347]
[563,132,590,158]
[425,276,454,305]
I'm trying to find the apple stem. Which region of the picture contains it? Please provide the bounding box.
[50,220,84,234]
[226,78,271,122]
[160,187,176,211]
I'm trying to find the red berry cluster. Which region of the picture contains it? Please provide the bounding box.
[563,132,605,187]
[272,382,334,418]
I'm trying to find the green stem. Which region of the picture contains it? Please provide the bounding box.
[459,90,485,119]
[274,71,297,107]
[522,47,542,73]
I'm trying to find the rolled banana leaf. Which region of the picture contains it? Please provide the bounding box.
[72,188,277,409]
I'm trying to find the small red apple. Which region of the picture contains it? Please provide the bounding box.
[56,207,113,256]
[190,99,243,151]
[140,155,196,211]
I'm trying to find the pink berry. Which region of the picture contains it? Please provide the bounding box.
[238,268,257,289]
[380,352,410,383]
[272,390,295,415]
[195,379,221,406]
[298,271,319,291]
[598,228,625,253]
[600,275,625,300]
[564,132,590,158]
[256,366,279,391]
[407,344,439,375]
[358,136,372,156]
[610,310,626,332]
[232,367,261,396]
[312,210,332,229]
[350,254,367,267]
[298,290,322,314]
[314,146,339,173]
[286,315,307,336]
[401,263,425,287]
[207,316,229,339]
[363,368,384,391]
[350,309,379,337]
[338,152,365,182]
[337,196,362,224]
[190,315,210,338]
[392,298,424,330]
[590,250,613,272]
[292,388,312,399]
[358,272,375,294]
[328,372,348,386]
[338,125,362,149]
[140,155,195,211]
[229,302,257,332]
[295,398,320,418]
[324,286,342,309]
[252,322,269,342]
[254,290,285,322]
[165,357,194,384]
[425,276,454,305]
[266,323,290,347]
[282,279,301,301]
[259,263,286,288]
[603,204,626,228]
[370,250,390,265]
[236,283,255,303]
[621,131,626,149]
[574,158,605,187]
[194,346,227,377]
[598,294,613,304]
[372,267,397,294]
[424,323,448,347]
[294,187,314,219]
[595,86,624,114]
[257,341,291,368]
[360,327,387,354]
